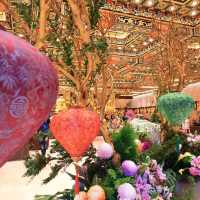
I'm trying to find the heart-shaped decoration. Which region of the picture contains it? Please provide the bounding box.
[157,92,195,125]
[50,107,100,159]
[0,30,58,167]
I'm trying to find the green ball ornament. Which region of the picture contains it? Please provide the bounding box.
[157,92,195,125]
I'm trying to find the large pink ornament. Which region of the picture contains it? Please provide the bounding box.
[0,30,58,167]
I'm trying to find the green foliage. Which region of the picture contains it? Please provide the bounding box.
[101,168,134,200]
[165,169,177,193]
[95,38,108,53]
[24,140,73,181]
[150,112,161,123]
[112,124,138,161]
[42,164,63,184]
[157,92,195,125]
[141,135,178,165]
[13,1,39,28]
[63,41,73,66]
[24,154,49,177]
[83,38,108,54]
[34,189,74,200]
[50,140,73,162]
[37,130,51,141]
[87,0,105,28]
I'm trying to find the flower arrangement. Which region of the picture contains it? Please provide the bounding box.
[186,132,200,146]
[89,125,172,200]
[189,156,200,176]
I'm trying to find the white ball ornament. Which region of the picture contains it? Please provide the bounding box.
[117,183,136,200]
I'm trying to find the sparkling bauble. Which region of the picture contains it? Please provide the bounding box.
[74,192,88,200]
[121,160,138,177]
[0,30,58,167]
[96,142,114,159]
[118,183,136,200]
[87,185,106,200]
[50,107,100,159]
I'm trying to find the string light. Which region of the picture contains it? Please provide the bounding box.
[146,0,154,7]
[149,38,154,42]
[169,6,176,12]
[191,10,198,16]
[143,41,148,46]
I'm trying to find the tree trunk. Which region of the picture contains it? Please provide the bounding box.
[35,0,49,48]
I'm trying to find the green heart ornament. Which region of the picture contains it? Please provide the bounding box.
[157,93,195,125]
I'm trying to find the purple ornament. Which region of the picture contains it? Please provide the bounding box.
[118,183,136,200]
[96,142,113,159]
[121,160,138,177]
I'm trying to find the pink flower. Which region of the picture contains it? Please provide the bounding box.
[189,167,200,176]
[125,110,135,121]
[191,156,200,168]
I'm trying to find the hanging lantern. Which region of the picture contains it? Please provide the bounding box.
[157,93,195,125]
[50,107,100,160]
[0,30,58,167]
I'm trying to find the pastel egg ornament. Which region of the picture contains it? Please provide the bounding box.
[96,142,114,159]
[121,160,138,177]
[118,183,136,200]
[0,30,58,167]
[87,185,106,200]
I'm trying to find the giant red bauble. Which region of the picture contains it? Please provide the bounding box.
[50,107,100,159]
[0,30,58,167]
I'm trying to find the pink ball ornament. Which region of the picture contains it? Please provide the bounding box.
[96,142,114,159]
[0,30,58,167]
[118,183,136,200]
[87,185,106,200]
[141,140,152,152]
[121,160,138,177]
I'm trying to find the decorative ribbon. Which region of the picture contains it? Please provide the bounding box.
[75,166,80,194]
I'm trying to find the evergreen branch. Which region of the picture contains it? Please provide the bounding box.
[42,164,63,184]
[24,153,50,177]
